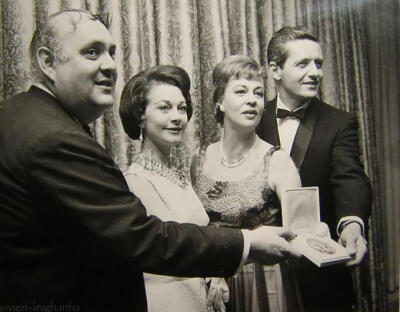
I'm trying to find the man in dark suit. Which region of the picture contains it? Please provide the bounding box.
[0,10,299,312]
[256,26,372,311]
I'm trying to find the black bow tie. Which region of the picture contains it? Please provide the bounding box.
[276,108,306,120]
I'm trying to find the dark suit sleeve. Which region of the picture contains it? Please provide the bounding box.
[330,116,372,227]
[27,130,243,277]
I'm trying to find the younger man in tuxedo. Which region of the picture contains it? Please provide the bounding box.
[256,26,372,311]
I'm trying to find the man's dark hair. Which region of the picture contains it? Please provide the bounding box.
[119,65,193,140]
[267,26,320,68]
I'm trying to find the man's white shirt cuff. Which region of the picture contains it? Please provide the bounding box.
[337,216,366,241]
[238,229,251,272]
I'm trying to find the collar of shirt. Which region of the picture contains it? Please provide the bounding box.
[276,94,310,113]
[275,95,309,153]
[33,82,57,98]
[32,83,92,135]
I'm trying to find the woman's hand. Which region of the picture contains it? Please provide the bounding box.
[206,277,229,311]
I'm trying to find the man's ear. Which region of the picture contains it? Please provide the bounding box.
[37,47,56,82]
[269,61,282,81]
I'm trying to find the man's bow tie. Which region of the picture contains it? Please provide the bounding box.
[276,108,306,120]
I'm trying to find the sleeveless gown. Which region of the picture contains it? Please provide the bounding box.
[124,157,209,312]
[194,146,302,312]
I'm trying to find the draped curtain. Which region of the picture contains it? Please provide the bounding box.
[0,0,391,311]
[366,0,400,303]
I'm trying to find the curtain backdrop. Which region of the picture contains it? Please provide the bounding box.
[0,0,391,311]
[366,0,400,301]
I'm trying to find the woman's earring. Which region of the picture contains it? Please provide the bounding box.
[139,124,144,143]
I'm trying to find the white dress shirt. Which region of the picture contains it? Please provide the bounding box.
[276,94,308,153]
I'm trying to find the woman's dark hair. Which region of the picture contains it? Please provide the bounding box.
[119,65,193,140]
[212,55,264,124]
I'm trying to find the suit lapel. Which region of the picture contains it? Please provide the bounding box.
[290,98,320,168]
[257,98,280,146]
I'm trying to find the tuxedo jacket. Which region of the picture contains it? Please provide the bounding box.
[256,97,372,236]
[0,86,243,311]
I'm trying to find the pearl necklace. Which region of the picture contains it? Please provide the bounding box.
[133,153,189,188]
[219,136,258,168]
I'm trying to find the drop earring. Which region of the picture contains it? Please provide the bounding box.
[139,124,144,144]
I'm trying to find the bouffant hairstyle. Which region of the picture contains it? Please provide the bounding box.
[119,65,193,140]
[212,55,264,124]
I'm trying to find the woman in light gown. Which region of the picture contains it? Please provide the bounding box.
[119,65,228,312]
[192,55,304,312]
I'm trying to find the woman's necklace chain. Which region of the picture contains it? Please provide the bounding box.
[220,136,258,168]
[133,153,189,188]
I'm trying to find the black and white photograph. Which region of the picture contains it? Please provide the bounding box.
[0,1,398,311]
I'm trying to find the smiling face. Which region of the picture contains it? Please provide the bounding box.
[219,78,264,130]
[51,17,117,123]
[142,82,188,151]
[271,39,323,107]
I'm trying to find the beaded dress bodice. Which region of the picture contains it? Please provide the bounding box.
[194,145,281,229]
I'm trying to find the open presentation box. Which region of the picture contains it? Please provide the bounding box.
[282,187,351,267]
